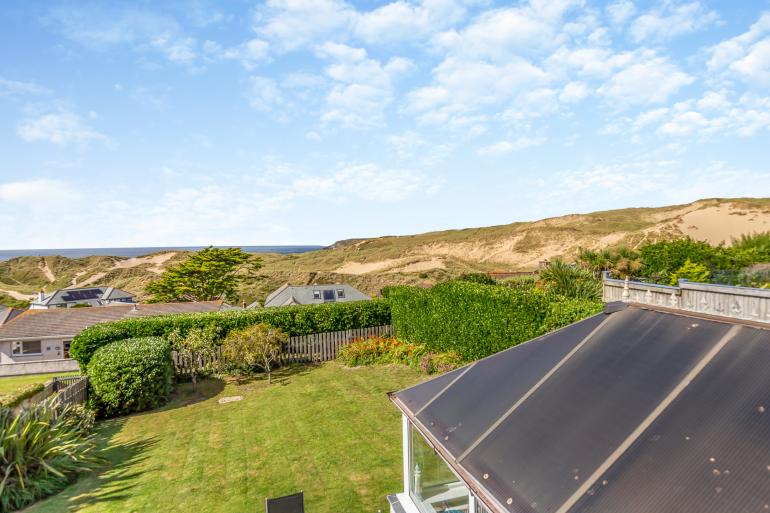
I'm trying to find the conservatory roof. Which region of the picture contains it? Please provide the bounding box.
[390,303,770,513]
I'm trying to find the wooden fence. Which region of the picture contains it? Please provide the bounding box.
[171,325,393,374]
[53,375,89,408]
[282,325,393,363]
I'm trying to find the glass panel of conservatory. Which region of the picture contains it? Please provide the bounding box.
[410,424,469,513]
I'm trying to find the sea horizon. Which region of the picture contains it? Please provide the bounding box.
[0,245,326,261]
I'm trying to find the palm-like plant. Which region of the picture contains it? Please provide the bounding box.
[0,401,99,511]
[539,260,602,301]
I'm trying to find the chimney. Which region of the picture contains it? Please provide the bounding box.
[38,290,45,302]
[132,303,139,311]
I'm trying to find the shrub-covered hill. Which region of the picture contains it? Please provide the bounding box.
[2,197,769,306]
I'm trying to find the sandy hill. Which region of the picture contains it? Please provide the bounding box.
[2,197,769,304]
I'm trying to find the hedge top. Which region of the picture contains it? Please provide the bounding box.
[71,299,391,368]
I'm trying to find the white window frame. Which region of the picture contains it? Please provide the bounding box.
[312,290,321,299]
[11,340,43,356]
[337,289,346,298]
[403,416,475,513]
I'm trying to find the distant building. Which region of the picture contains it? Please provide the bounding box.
[0,301,225,376]
[0,306,23,326]
[255,284,371,308]
[30,286,136,309]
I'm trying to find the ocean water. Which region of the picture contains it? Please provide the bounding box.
[0,245,325,261]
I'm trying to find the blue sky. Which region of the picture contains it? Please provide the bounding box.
[1,0,769,248]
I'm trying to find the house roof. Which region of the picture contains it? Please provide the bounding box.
[0,301,224,340]
[390,303,770,513]
[33,286,135,307]
[259,283,371,308]
[0,306,23,326]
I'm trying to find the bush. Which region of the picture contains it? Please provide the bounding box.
[87,337,173,417]
[222,324,288,383]
[337,336,462,374]
[541,296,604,333]
[0,401,99,512]
[456,273,496,286]
[72,299,390,368]
[338,336,425,367]
[0,382,45,408]
[668,258,711,285]
[385,281,601,361]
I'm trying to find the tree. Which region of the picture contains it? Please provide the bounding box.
[538,260,602,300]
[168,326,220,392]
[146,247,262,303]
[221,323,287,384]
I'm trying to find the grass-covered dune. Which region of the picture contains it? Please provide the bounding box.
[2,197,769,306]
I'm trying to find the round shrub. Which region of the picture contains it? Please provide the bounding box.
[87,337,173,417]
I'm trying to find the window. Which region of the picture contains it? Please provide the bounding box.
[63,340,71,359]
[313,290,321,300]
[410,424,469,513]
[11,340,42,356]
[322,290,336,302]
[337,289,345,299]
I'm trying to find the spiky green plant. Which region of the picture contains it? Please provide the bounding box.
[539,260,602,301]
[0,401,99,511]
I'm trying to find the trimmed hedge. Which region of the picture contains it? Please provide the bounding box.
[87,337,173,417]
[72,299,390,368]
[385,282,601,361]
[0,382,45,408]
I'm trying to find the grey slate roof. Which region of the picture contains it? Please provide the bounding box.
[257,283,371,308]
[0,301,224,340]
[33,286,135,307]
[391,303,770,513]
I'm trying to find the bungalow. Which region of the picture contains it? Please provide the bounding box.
[254,283,371,308]
[0,301,225,376]
[387,279,770,513]
[30,286,136,309]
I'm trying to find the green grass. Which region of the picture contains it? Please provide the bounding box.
[27,362,424,513]
[0,371,79,397]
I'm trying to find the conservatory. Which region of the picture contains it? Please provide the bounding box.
[387,301,770,513]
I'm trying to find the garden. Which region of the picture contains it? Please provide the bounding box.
[1,268,603,512]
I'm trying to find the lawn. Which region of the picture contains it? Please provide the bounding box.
[27,362,424,513]
[0,371,79,396]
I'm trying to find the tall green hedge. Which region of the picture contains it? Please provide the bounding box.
[71,299,390,368]
[385,282,601,361]
[87,337,173,417]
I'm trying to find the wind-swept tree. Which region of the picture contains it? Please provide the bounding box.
[146,247,261,303]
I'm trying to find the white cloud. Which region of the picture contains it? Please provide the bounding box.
[316,43,413,127]
[0,179,80,206]
[730,38,770,85]
[598,54,693,105]
[292,163,428,201]
[606,0,635,25]
[477,136,546,156]
[0,77,50,97]
[204,38,271,69]
[17,110,107,145]
[246,76,284,113]
[559,81,590,102]
[709,13,770,67]
[46,5,201,67]
[541,159,770,208]
[353,0,469,44]
[629,1,719,42]
[253,0,354,52]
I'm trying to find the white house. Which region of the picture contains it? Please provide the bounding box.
[0,301,225,376]
[30,286,136,309]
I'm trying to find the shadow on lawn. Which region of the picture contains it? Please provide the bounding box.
[226,363,316,387]
[35,419,158,512]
